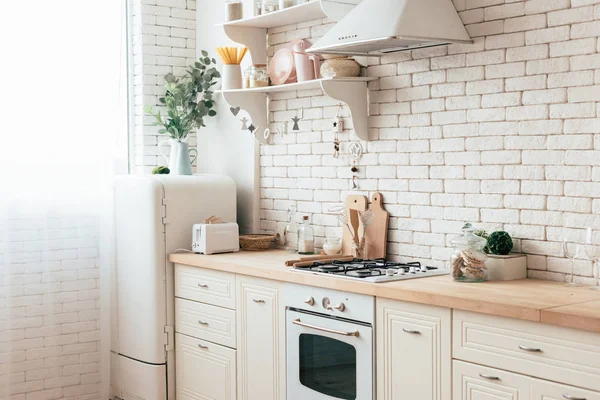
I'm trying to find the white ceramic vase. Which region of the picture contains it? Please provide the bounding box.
[159,138,198,175]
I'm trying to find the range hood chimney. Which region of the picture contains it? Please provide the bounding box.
[307,0,473,56]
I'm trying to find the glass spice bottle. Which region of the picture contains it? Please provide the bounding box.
[297,216,315,255]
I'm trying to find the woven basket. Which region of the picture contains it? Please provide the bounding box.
[320,58,361,78]
[239,234,275,251]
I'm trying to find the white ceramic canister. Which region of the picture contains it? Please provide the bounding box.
[221,64,242,90]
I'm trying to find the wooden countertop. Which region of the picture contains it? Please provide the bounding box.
[169,250,600,333]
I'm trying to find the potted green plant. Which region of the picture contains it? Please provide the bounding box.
[145,51,220,175]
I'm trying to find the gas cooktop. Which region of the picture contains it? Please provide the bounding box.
[293,258,449,283]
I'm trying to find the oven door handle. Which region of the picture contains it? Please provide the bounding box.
[292,318,360,337]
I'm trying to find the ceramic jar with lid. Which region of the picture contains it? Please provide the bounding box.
[450,223,488,282]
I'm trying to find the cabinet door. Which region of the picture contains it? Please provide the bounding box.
[236,276,285,400]
[453,360,530,400]
[376,298,451,400]
[531,378,600,400]
[175,333,236,400]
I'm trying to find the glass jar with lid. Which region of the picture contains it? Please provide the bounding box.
[450,223,488,282]
[248,64,268,88]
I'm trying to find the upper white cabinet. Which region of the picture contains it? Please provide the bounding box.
[236,276,286,400]
[376,298,451,400]
[453,360,530,400]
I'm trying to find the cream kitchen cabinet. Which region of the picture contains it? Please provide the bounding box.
[236,275,286,400]
[453,360,530,400]
[531,378,600,400]
[376,298,451,400]
[175,333,236,400]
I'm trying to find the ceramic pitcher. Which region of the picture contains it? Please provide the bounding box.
[158,138,198,175]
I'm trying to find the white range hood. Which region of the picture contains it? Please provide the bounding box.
[308,0,473,56]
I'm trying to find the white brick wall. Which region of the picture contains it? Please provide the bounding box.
[131,0,197,173]
[260,0,600,284]
[0,215,101,400]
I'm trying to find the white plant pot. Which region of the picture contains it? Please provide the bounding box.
[485,253,527,281]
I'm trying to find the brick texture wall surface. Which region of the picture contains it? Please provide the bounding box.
[0,215,102,400]
[131,0,197,173]
[260,0,600,283]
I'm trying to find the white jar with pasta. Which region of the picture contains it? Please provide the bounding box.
[450,223,488,282]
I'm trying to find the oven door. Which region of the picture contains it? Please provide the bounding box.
[286,309,373,400]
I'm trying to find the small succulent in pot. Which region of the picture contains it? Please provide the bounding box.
[152,166,170,175]
[487,231,513,255]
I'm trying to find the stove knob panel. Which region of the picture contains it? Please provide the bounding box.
[304,297,315,306]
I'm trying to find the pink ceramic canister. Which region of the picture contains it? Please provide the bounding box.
[292,41,320,82]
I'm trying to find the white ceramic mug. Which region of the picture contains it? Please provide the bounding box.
[221,64,242,90]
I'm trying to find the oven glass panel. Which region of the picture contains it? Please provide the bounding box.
[299,333,357,400]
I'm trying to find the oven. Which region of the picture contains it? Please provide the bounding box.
[285,284,374,400]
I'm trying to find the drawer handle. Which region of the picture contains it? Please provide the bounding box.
[402,328,421,335]
[197,283,209,288]
[518,344,542,352]
[198,320,209,326]
[479,373,500,381]
[563,395,586,400]
[197,344,208,350]
[253,299,265,303]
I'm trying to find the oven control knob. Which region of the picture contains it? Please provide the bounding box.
[322,297,331,309]
[333,303,346,312]
[409,266,417,273]
[386,268,395,276]
[420,265,427,272]
[398,269,406,275]
[304,297,315,306]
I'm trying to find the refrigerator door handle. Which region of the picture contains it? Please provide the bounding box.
[164,325,174,352]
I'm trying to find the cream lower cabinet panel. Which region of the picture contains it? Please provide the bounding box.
[376,298,451,400]
[175,333,236,400]
[236,275,285,400]
[453,360,530,400]
[531,378,600,400]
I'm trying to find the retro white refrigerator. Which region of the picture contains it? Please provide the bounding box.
[111,175,237,400]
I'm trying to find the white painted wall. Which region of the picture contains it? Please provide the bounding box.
[195,0,260,234]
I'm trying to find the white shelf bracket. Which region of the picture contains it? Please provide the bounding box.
[321,80,370,141]
[320,0,358,21]
[223,25,267,65]
[221,91,269,144]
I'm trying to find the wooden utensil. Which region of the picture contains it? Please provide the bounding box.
[341,195,368,256]
[284,254,353,267]
[292,256,355,268]
[364,192,389,259]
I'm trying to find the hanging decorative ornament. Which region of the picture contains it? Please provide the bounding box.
[248,124,256,134]
[240,117,249,130]
[230,106,241,116]
[275,121,288,136]
[291,107,303,131]
[332,104,343,159]
[348,141,363,190]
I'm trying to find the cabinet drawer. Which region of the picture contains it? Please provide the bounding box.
[176,333,236,400]
[453,310,600,391]
[531,378,600,400]
[176,298,236,348]
[175,264,235,309]
[453,360,530,400]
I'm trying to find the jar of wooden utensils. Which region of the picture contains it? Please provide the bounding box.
[450,223,488,282]
[217,46,248,90]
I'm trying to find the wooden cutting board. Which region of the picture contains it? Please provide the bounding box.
[341,195,368,256]
[365,192,389,259]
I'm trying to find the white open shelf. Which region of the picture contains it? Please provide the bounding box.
[219,77,376,144]
[219,0,359,64]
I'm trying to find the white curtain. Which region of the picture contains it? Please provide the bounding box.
[0,1,127,399]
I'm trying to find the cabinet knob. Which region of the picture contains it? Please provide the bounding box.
[304,297,315,306]
[479,373,500,381]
